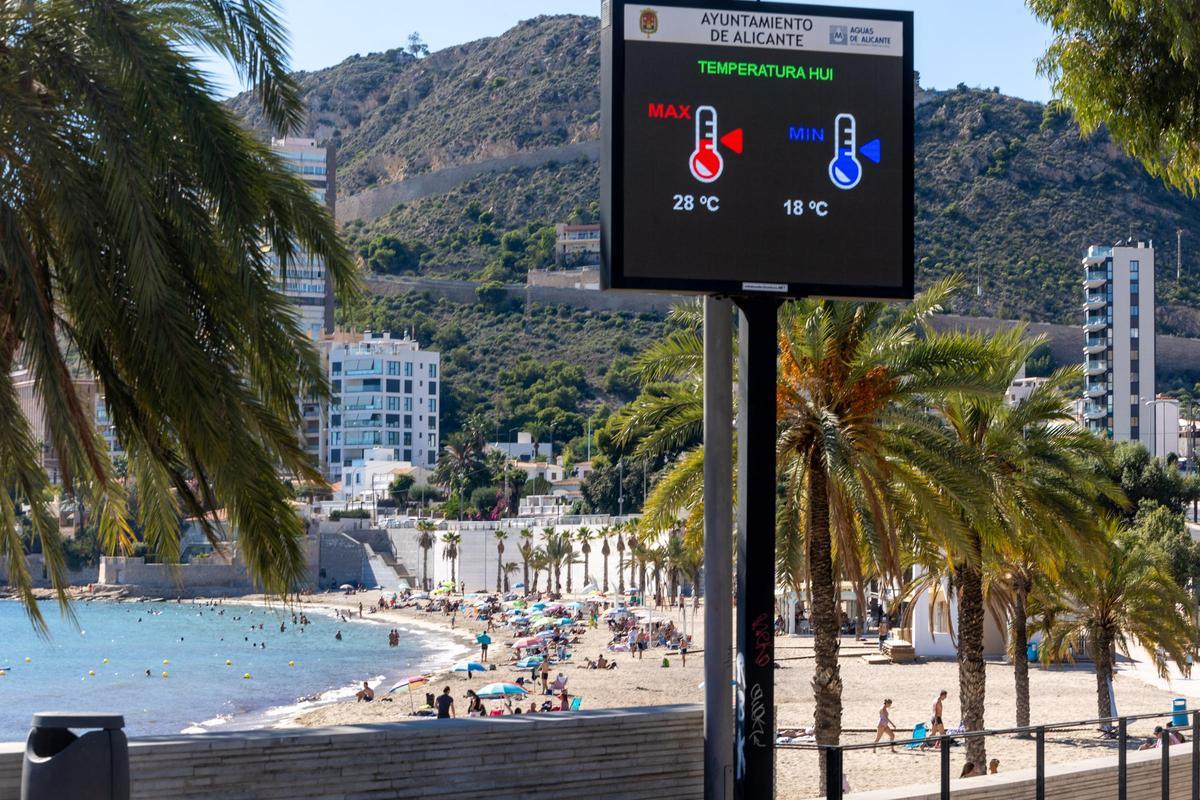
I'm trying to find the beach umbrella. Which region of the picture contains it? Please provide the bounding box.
[515,656,543,668]
[581,582,599,594]
[535,630,557,639]
[452,661,486,678]
[512,637,542,649]
[411,591,429,600]
[513,582,525,589]
[530,602,547,611]
[566,602,584,611]
[338,584,354,590]
[389,675,430,713]
[475,682,528,699]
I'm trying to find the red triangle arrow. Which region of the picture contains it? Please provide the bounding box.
[720,128,743,154]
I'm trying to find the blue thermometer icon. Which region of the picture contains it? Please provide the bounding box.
[828,113,862,190]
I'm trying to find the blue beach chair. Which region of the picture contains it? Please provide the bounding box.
[906,722,928,750]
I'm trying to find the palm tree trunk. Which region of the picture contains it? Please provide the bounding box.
[522,556,529,592]
[567,556,573,593]
[583,551,590,586]
[602,552,609,592]
[1095,632,1115,721]
[496,546,503,593]
[422,548,429,591]
[808,464,843,783]
[618,549,625,595]
[554,565,561,593]
[1013,578,1031,730]
[956,540,987,767]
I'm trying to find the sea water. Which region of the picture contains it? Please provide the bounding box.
[0,599,468,741]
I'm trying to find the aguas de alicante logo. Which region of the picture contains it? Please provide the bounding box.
[639,8,658,36]
[829,25,848,45]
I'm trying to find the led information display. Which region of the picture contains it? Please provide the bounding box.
[601,0,914,298]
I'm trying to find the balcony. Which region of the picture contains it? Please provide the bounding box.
[1085,360,1108,375]
[1084,340,1107,355]
[1083,296,1107,311]
[1085,383,1107,398]
[1084,317,1108,333]
[1084,404,1107,419]
[341,417,383,429]
[344,433,382,447]
[1084,245,1113,263]
[1083,273,1107,288]
[335,399,382,412]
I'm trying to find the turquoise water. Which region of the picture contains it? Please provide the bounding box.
[0,599,466,741]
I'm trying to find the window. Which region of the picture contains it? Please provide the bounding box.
[428,451,436,466]
[404,379,413,394]
[1130,305,1139,316]
[403,449,412,462]
[429,364,438,378]
[404,397,413,412]
[387,396,399,411]
[933,598,950,634]
[429,398,437,413]
[428,416,436,429]
[1131,394,1139,405]
[403,432,412,446]
[386,414,399,427]
[427,432,436,446]
[386,379,400,393]
[1130,260,1139,274]
[332,362,342,375]
[404,414,412,427]
[387,361,399,376]
[429,381,437,396]
[404,362,413,377]
[331,414,341,427]
[330,449,340,463]
[386,432,398,446]
[1131,327,1139,338]
[332,379,341,392]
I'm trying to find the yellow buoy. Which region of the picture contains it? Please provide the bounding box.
[225,659,232,666]
[288,661,295,667]
[24,657,31,663]
[0,670,6,677]
[88,670,95,676]
[243,673,251,680]
[102,658,109,664]
[162,659,169,665]
[161,671,169,678]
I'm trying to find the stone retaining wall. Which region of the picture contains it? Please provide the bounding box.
[0,705,702,800]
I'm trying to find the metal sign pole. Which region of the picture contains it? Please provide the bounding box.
[704,296,734,800]
[734,296,779,800]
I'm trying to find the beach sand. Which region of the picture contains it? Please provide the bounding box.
[284,592,1182,799]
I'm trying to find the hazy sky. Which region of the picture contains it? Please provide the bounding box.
[202,1,1055,103]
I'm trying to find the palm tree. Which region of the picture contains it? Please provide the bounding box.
[502,562,518,593]
[529,548,549,594]
[0,0,356,627]
[416,521,436,590]
[600,527,612,593]
[494,530,508,593]
[774,281,1006,771]
[616,529,626,596]
[542,532,575,594]
[926,338,1118,764]
[441,532,461,585]
[1048,522,1194,719]
[576,527,594,588]
[518,529,534,592]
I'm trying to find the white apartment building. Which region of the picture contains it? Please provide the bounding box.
[1082,241,1156,448]
[326,331,440,483]
[269,137,336,468]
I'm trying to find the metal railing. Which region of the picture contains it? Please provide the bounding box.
[775,707,1200,800]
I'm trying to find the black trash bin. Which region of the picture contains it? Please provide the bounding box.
[21,712,129,800]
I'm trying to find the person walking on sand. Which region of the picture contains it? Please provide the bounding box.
[540,658,551,693]
[436,686,455,719]
[878,616,890,652]
[873,699,897,751]
[930,690,948,740]
[477,631,492,662]
[627,627,638,659]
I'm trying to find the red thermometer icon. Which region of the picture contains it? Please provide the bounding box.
[689,105,724,183]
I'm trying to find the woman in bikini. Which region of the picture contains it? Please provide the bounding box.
[874,698,897,751]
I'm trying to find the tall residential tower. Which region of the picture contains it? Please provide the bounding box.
[1082,241,1155,448]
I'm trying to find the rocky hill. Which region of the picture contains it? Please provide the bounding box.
[231,13,1200,336]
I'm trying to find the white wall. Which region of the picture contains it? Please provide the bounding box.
[908,567,1007,659]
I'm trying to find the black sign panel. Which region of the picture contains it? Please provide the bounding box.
[601,0,914,298]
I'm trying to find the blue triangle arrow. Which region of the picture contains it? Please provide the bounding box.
[860,138,881,164]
